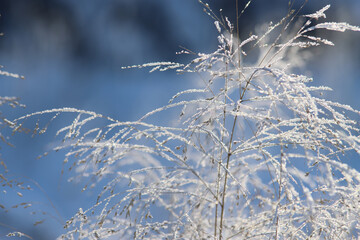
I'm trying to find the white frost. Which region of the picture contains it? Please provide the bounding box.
[303,4,330,20]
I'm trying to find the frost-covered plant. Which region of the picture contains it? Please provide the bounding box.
[0,66,31,237]
[12,2,360,239]
[0,71,24,148]
[0,95,25,206]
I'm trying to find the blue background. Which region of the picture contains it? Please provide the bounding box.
[0,1,359,239]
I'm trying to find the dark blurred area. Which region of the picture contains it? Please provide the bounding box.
[0,0,359,238]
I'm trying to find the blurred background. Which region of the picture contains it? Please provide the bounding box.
[0,0,359,238]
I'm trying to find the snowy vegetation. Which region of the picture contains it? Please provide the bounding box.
[2,1,360,239]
